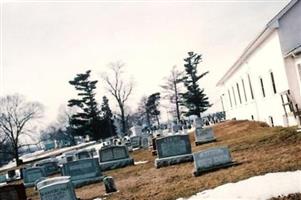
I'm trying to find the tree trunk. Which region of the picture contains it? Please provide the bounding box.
[120,106,126,135]
[174,81,181,122]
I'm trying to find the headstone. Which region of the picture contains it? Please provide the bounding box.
[193,147,235,176]
[194,127,216,145]
[130,136,141,149]
[194,117,203,128]
[38,177,77,200]
[171,123,179,134]
[0,174,6,184]
[61,158,102,188]
[155,134,193,168]
[23,167,46,187]
[74,150,93,160]
[98,145,134,171]
[37,176,70,190]
[141,136,149,149]
[0,184,27,200]
[35,159,59,176]
[103,176,117,194]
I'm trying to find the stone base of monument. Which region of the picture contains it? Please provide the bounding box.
[193,161,238,177]
[72,176,104,188]
[195,138,217,146]
[99,158,134,171]
[155,154,193,168]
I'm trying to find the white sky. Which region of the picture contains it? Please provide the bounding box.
[0,0,290,126]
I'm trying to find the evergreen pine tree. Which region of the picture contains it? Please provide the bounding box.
[68,70,102,140]
[146,92,161,126]
[100,96,117,139]
[181,52,211,117]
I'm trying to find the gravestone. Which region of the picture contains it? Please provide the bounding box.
[38,177,77,200]
[37,176,70,190]
[35,159,59,176]
[23,167,46,187]
[74,149,93,160]
[61,158,102,188]
[103,176,117,194]
[171,123,179,134]
[0,174,6,184]
[194,117,203,128]
[194,127,216,145]
[98,145,134,171]
[130,136,141,149]
[0,184,27,200]
[193,147,235,176]
[141,136,149,149]
[155,134,193,168]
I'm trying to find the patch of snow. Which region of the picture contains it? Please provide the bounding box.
[178,171,301,200]
[134,161,148,165]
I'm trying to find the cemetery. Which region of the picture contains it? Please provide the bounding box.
[0,120,299,200]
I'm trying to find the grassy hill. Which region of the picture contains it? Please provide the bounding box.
[27,120,301,200]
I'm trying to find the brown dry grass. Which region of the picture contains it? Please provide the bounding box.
[26,120,301,200]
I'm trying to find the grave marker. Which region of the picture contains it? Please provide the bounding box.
[0,184,27,200]
[38,177,77,200]
[155,134,193,168]
[194,127,216,145]
[98,145,134,171]
[193,147,235,176]
[35,159,59,176]
[130,136,141,149]
[61,158,102,187]
[23,167,46,187]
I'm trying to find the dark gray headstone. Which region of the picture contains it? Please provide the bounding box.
[74,150,92,160]
[0,174,6,183]
[194,127,216,145]
[98,146,134,171]
[156,135,192,159]
[103,176,117,194]
[193,147,234,176]
[61,158,102,187]
[0,184,27,200]
[141,137,149,149]
[155,135,193,168]
[130,136,141,148]
[23,167,46,187]
[35,159,59,176]
[99,146,129,162]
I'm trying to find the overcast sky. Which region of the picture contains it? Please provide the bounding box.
[1,0,290,126]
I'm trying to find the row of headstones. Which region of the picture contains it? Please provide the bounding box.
[0,145,134,200]
[152,118,236,176]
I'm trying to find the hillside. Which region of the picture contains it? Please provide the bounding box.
[27,120,301,200]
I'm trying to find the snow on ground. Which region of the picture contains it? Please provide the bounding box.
[134,161,148,165]
[178,171,301,200]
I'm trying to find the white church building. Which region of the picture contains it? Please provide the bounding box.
[217,0,301,127]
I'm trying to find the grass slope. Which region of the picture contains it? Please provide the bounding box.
[26,120,301,200]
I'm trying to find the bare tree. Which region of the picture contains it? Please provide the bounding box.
[161,65,184,122]
[0,94,43,166]
[102,61,133,135]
